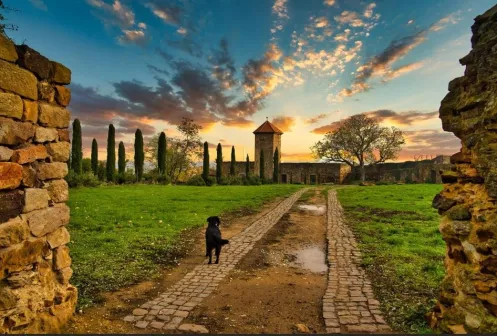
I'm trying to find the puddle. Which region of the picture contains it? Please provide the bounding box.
[298,204,326,215]
[291,246,328,273]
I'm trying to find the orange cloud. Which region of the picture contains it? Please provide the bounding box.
[271,116,296,132]
[304,113,330,125]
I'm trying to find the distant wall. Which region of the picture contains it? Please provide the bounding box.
[0,35,76,333]
[280,162,349,184]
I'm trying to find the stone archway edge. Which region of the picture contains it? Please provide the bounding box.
[323,190,391,333]
[124,188,308,331]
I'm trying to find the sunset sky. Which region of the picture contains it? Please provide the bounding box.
[8,0,495,162]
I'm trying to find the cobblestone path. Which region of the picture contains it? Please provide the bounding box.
[323,190,391,333]
[123,188,307,331]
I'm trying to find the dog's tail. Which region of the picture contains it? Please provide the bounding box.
[220,239,229,245]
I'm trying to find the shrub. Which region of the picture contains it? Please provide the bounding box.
[219,176,243,186]
[204,176,216,186]
[157,174,171,185]
[116,172,135,184]
[247,175,262,185]
[187,175,206,186]
[65,171,101,188]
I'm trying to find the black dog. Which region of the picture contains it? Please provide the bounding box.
[205,216,229,264]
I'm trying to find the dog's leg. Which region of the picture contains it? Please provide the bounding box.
[207,247,213,264]
[215,246,221,264]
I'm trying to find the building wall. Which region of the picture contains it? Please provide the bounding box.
[280,162,348,184]
[221,161,255,177]
[254,133,281,180]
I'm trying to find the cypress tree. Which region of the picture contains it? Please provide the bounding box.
[158,132,166,176]
[106,124,116,182]
[230,146,236,176]
[202,141,209,181]
[118,141,126,174]
[91,138,98,175]
[71,119,82,174]
[245,154,250,178]
[216,143,222,184]
[134,129,144,181]
[273,148,279,183]
[259,149,265,180]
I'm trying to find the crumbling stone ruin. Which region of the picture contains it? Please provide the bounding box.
[430,5,497,333]
[0,35,76,333]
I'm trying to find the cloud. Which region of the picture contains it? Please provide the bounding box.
[304,113,329,125]
[208,39,237,90]
[364,3,376,19]
[167,37,203,58]
[335,11,366,27]
[145,0,183,26]
[87,0,135,28]
[314,17,329,28]
[323,0,336,6]
[118,28,148,46]
[407,19,414,25]
[177,27,187,35]
[282,152,316,162]
[311,109,439,134]
[272,0,289,19]
[398,129,460,160]
[29,0,48,11]
[382,61,424,81]
[429,12,461,32]
[271,116,295,132]
[146,64,170,76]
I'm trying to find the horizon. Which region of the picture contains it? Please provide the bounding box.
[8,0,494,163]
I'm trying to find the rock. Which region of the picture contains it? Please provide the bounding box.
[15,45,53,80]
[178,324,209,333]
[0,162,23,190]
[132,308,148,316]
[446,205,472,221]
[0,33,18,62]
[11,145,48,164]
[0,59,38,100]
[53,245,71,270]
[447,324,466,334]
[21,164,38,187]
[38,81,55,103]
[6,270,37,288]
[0,146,13,161]
[51,61,71,85]
[21,203,70,237]
[46,227,70,249]
[0,92,23,119]
[0,283,17,310]
[0,190,23,222]
[23,188,49,213]
[441,170,458,183]
[38,103,70,128]
[0,216,29,248]
[46,142,70,162]
[432,193,457,212]
[57,267,73,285]
[36,162,68,180]
[57,129,70,142]
[54,86,71,106]
[34,126,58,143]
[295,323,310,333]
[22,99,38,123]
[0,238,47,279]
[43,179,68,203]
[0,117,35,145]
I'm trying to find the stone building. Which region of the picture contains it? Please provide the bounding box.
[222,120,451,184]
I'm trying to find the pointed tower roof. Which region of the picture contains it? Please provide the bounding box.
[253,119,283,135]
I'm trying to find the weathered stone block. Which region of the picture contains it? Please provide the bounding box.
[38,81,55,103]
[0,59,38,100]
[51,61,71,85]
[53,245,71,270]
[0,117,35,145]
[38,103,70,128]
[6,270,37,288]
[57,129,70,142]
[0,33,18,62]
[34,126,58,143]
[15,45,53,80]
[0,146,13,161]
[0,162,23,190]
[11,145,48,164]
[57,267,73,285]
[23,188,49,213]
[36,162,68,180]
[54,86,71,106]
[0,190,23,222]
[46,142,70,162]
[0,216,28,248]
[0,283,18,310]
[47,226,70,249]
[447,205,472,221]
[43,179,68,203]
[0,238,47,279]
[21,164,39,188]
[22,99,38,123]
[0,92,23,119]
[21,203,69,237]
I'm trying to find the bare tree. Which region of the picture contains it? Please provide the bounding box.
[312,114,405,182]
[0,1,18,35]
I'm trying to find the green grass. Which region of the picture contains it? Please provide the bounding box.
[336,184,445,334]
[68,184,303,308]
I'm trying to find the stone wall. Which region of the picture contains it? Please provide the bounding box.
[0,35,76,333]
[280,162,349,184]
[254,133,281,179]
[429,5,497,333]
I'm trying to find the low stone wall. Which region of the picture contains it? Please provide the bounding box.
[0,35,76,333]
[429,5,497,334]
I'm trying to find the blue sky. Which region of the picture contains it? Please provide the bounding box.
[8,0,496,161]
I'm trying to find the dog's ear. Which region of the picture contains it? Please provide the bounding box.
[207,216,212,223]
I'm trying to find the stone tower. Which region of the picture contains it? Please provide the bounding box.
[253,120,283,180]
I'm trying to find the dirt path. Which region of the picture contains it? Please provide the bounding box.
[183,188,328,334]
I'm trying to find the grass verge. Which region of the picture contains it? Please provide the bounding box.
[68,184,303,308]
[336,184,445,334]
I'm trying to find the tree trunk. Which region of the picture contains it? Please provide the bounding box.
[360,164,366,182]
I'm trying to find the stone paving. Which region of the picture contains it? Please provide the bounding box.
[323,190,391,334]
[123,188,307,331]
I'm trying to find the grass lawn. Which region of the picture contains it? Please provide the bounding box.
[336,184,445,334]
[68,184,303,308]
